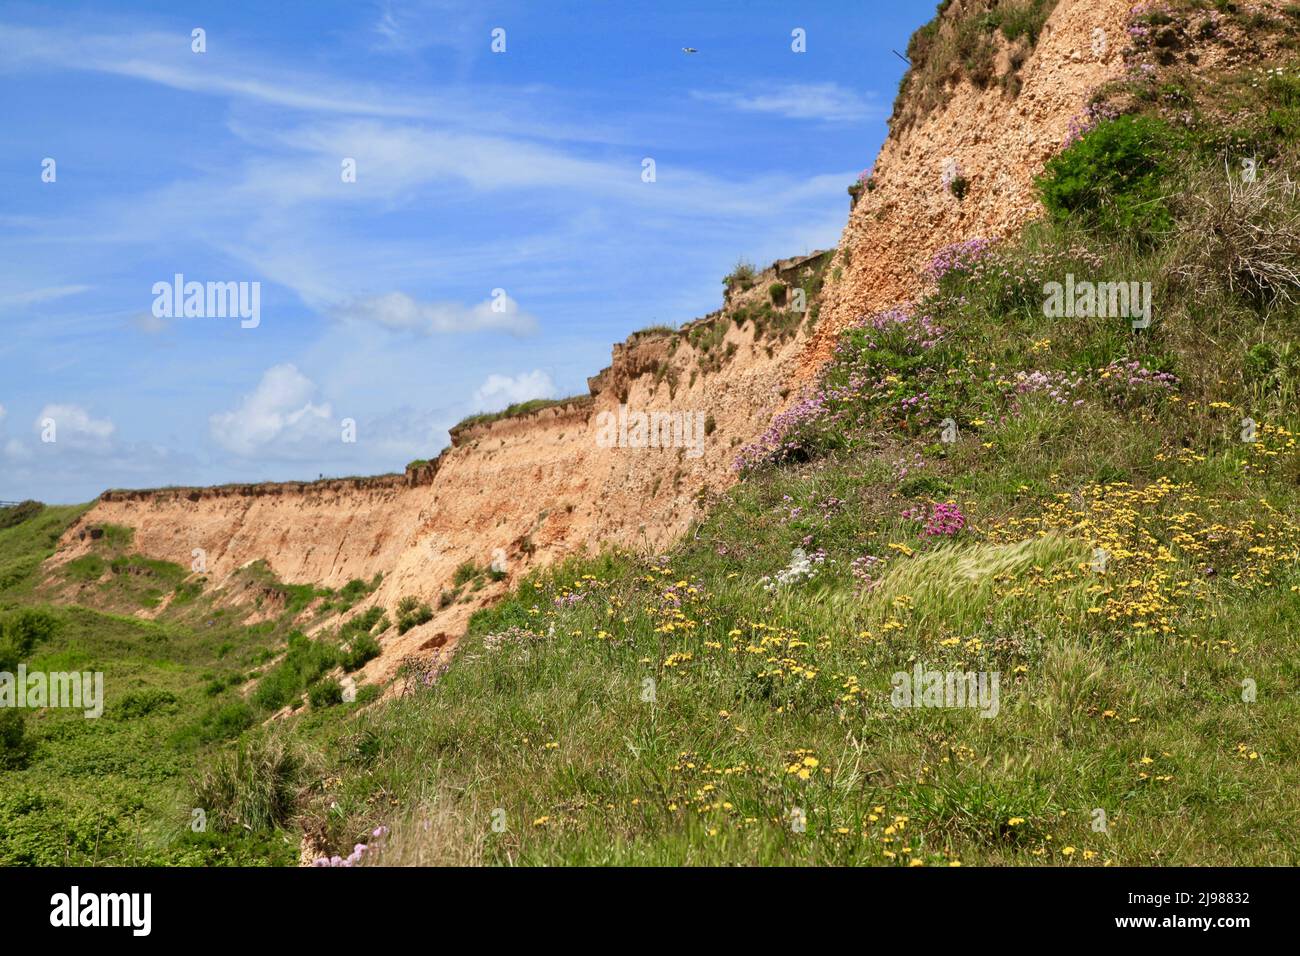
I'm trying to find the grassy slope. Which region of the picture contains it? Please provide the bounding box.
[0,504,392,865]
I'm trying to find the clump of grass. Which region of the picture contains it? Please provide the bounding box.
[453,396,587,433]
[396,596,434,634]
[1173,165,1300,305]
[723,259,757,293]
[190,734,309,833]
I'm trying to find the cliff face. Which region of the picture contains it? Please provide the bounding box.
[49,0,1136,679]
[799,0,1132,380]
[51,255,830,678]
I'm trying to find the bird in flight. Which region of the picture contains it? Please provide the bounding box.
[682,46,698,54]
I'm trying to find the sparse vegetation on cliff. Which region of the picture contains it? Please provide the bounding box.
[453,396,587,434]
[891,0,1063,132]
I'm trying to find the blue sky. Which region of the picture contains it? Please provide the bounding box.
[0,0,935,503]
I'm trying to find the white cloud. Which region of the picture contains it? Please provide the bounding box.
[0,284,91,307]
[131,311,170,334]
[472,370,557,411]
[209,364,335,457]
[692,82,882,123]
[34,403,115,450]
[370,0,483,55]
[0,24,429,118]
[4,438,32,462]
[339,290,538,336]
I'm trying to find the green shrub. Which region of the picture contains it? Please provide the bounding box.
[190,734,306,833]
[197,700,255,743]
[0,501,43,531]
[398,601,434,634]
[769,282,788,306]
[340,605,383,641]
[308,679,343,709]
[115,688,178,719]
[1037,114,1176,241]
[0,710,34,770]
[341,632,380,672]
[723,259,757,291]
[0,607,58,671]
[251,631,339,711]
[992,0,1058,44]
[453,561,479,586]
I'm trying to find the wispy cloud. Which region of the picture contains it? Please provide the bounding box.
[0,284,92,306]
[337,290,538,336]
[692,82,882,123]
[0,22,431,117]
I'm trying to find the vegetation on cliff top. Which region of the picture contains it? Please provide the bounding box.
[891,0,1063,132]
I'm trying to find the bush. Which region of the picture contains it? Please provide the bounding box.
[251,632,339,711]
[190,734,306,833]
[0,501,43,531]
[197,700,255,744]
[0,608,58,671]
[769,282,788,306]
[115,689,178,719]
[453,561,479,586]
[308,679,343,709]
[397,599,433,634]
[1037,115,1175,241]
[723,259,757,291]
[0,710,34,770]
[341,632,380,672]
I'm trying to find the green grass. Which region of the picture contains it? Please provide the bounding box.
[0,502,379,865]
[453,396,587,433]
